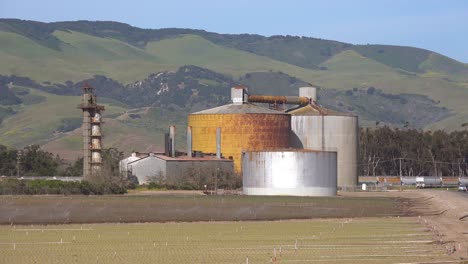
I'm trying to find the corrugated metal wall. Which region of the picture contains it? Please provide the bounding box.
[243,150,337,196]
[128,156,234,185]
[128,156,167,184]
[291,115,358,187]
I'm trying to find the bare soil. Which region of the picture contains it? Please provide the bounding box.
[414,190,468,260]
[0,193,407,225]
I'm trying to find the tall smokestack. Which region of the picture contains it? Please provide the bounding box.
[299,87,317,103]
[78,83,104,180]
[216,127,221,159]
[164,133,170,156]
[187,126,192,157]
[170,125,176,158]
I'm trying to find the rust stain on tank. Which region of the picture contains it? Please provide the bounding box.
[188,113,290,174]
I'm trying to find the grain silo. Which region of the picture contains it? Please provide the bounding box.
[288,87,359,187]
[188,86,291,174]
[243,150,337,196]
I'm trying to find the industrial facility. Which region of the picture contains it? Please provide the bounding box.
[120,152,233,186]
[188,86,291,174]
[79,83,105,180]
[288,87,359,187]
[115,85,359,196]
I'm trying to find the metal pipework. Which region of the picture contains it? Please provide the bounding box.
[169,125,176,157]
[164,133,170,156]
[247,95,310,106]
[216,127,221,159]
[187,126,192,157]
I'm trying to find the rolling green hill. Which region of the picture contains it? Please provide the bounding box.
[0,19,467,159]
[0,86,187,160]
[2,19,466,75]
[0,87,126,147]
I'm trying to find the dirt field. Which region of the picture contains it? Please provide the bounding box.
[411,190,468,260]
[0,194,409,224]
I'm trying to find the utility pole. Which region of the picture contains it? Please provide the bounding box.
[399,158,402,177]
[399,158,403,192]
[16,150,22,177]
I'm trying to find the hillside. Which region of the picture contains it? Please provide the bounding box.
[2,19,467,76]
[0,66,452,160]
[0,19,467,159]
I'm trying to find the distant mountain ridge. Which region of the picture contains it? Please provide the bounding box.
[1,18,466,75]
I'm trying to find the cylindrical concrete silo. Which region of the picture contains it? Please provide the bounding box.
[243,150,337,196]
[188,87,291,174]
[288,105,358,187]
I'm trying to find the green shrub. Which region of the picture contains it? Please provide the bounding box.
[0,179,127,195]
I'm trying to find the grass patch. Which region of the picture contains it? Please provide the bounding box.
[0,217,452,263]
[56,118,82,133]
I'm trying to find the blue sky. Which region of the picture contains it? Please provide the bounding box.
[1,0,467,62]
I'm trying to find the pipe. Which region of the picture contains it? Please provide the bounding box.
[164,133,170,156]
[216,127,221,159]
[170,125,176,157]
[247,95,309,106]
[187,126,192,157]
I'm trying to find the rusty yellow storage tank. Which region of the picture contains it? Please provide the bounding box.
[188,87,291,174]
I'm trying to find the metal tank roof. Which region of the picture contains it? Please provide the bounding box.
[191,103,288,115]
[287,104,356,117]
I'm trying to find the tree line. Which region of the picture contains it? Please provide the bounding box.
[0,144,81,176]
[0,145,129,194]
[1,125,467,192]
[0,179,126,195]
[359,126,468,177]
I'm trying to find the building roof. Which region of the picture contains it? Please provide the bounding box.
[287,104,356,117]
[191,103,288,115]
[127,154,232,165]
[155,155,232,162]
